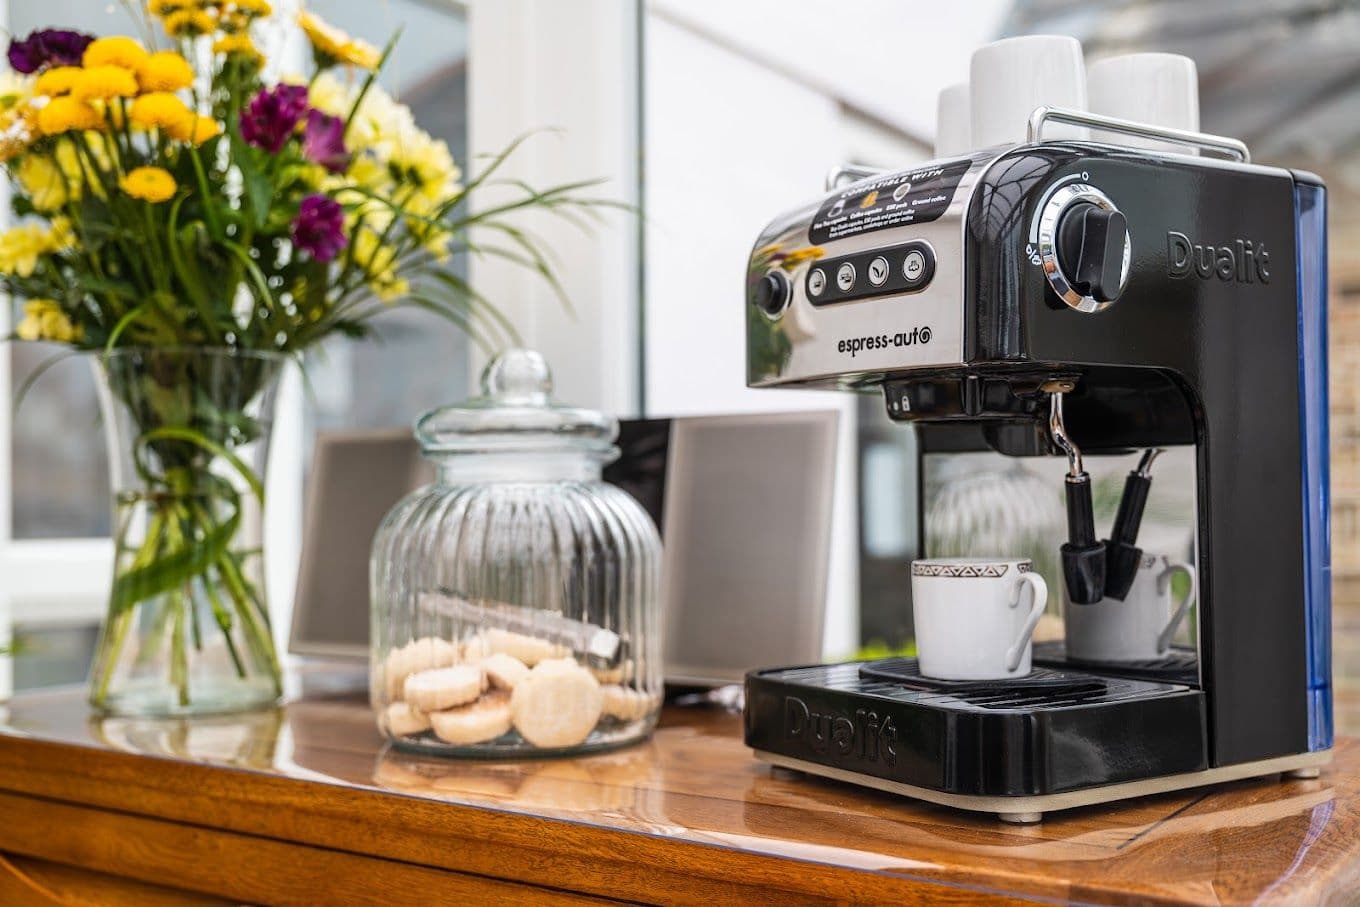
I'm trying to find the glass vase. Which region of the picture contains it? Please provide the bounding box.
[89,347,286,717]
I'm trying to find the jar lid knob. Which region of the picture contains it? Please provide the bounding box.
[481,349,552,406]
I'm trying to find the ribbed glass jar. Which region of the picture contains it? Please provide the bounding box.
[371,350,662,756]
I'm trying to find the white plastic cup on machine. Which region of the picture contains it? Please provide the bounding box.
[1087,53,1200,154]
[934,82,971,158]
[970,35,1088,149]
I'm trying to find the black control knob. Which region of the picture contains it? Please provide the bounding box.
[754,270,791,318]
[1056,202,1128,303]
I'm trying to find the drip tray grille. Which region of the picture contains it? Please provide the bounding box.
[756,657,1193,713]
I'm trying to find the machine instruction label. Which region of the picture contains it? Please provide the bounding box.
[809,159,971,245]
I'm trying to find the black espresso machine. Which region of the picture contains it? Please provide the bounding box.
[742,108,1332,822]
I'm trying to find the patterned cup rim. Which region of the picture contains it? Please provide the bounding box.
[911,558,1032,578]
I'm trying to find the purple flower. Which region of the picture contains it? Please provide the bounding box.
[291,194,347,262]
[7,29,94,74]
[239,84,309,153]
[302,110,350,174]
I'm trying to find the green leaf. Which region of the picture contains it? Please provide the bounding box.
[136,426,265,502]
[111,504,241,615]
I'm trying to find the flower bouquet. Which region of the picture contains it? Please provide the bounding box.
[1,3,606,715]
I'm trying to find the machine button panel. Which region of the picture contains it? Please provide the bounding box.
[806,241,935,307]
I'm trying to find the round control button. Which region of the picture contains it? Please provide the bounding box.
[903,250,927,282]
[753,271,791,319]
[836,263,856,292]
[807,268,827,297]
[892,182,912,202]
[867,256,890,287]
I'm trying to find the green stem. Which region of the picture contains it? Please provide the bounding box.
[171,590,189,707]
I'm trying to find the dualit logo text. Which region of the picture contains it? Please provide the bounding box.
[784,696,898,766]
[1167,231,1270,284]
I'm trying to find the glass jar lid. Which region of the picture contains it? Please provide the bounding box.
[415,349,617,455]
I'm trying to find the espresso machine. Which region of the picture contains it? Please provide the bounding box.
[741,106,1332,822]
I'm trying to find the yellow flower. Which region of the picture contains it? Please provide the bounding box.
[83,36,149,72]
[298,11,381,70]
[34,67,81,97]
[373,276,409,304]
[46,217,76,252]
[137,52,195,93]
[212,34,262,64]
[15,299,81,344]
[147,0,189,15]
[163,10,216,37]
[167,113,220,145]
[234,0,271,15]
[0,71,33,110]
[36,96,103,134]
[53,134,108,199]
[0,224,53,277]
[120,166,177,203]
[129,91,193,132]
[16,155,71,211]
[70,65,139,102]
[0,104,38,161]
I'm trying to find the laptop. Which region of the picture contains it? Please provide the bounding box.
[289,411,838,685]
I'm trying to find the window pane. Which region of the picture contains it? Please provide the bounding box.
[302,0,471,439]
[11,347,109,538]
[7,2,141,539]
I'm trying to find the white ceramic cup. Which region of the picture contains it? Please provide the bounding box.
[1065,554,1196,662]
[935,82,971,158]
[911,557,1048,680]
[969,35,1087,149]
[1087,53,1199,154]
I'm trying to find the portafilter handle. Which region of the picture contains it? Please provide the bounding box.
[1049,389,1106,605]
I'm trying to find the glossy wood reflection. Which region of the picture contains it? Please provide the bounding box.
[0,673,1357,904]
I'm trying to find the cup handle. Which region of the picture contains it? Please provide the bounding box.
[1156,561,1197,654]
[1006,572,1048,672]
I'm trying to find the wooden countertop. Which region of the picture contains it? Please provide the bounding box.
[0,670,1357,905]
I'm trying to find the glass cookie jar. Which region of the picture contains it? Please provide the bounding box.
[371,350,663,756]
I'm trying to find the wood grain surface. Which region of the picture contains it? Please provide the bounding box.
[0,671,1357,905]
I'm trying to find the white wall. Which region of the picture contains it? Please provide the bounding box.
[466,0,641,416]
[641,17,867,658]
[642,4,1007,658]
[650,0,1011,138]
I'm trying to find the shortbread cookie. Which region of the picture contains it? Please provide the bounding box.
[510,661,603,748]
[461,633,492,661]
[600,685,653,723]
[429,692,513,746]
[404,664,485,712]
[485,628,568,667]
[481,652,530,691]
[384,701,431,737]
[588,658,634,685]
[383,637,459,699]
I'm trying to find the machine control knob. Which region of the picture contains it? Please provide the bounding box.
[754,270,791,319]
[1036,183,1131,314]
[1056,202,1128,303]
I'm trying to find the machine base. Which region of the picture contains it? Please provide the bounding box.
[754,748,1333,823]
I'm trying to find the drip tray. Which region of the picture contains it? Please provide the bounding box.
[859,658,1109,699]
[1032,641,1199,685]
[744,657,1209,796]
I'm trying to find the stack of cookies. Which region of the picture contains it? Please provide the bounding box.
[380,629,658,751]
